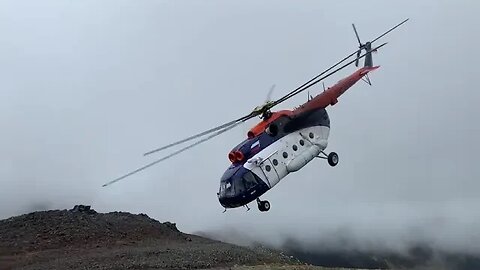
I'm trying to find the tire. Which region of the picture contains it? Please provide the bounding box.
[257,200,270,212]
[328,152,339,167]
[262,201,271,212]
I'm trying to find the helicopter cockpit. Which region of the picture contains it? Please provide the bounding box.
[217,165,269,208]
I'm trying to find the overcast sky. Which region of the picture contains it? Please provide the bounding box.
[1,0,479,254]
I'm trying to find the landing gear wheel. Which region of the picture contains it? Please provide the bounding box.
[328,152,339,167]
[257,199,271,212]
[262,201,270,212]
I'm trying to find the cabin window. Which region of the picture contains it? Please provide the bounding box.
[265,165,271,172]
[292,145,298,151]
[272,159,278,166]
[299,139,305,146]
[283,152,288,158]
[309,132,314,139]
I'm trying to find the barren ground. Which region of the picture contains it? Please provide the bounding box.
[0,206,326,270]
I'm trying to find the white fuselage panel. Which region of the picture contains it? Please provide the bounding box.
[244,125,330,188]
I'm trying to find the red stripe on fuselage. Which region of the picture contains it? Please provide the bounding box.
[247,110,293,138]
[245,66,379,139]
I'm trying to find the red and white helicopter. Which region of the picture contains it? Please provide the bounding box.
[104,19,408,212]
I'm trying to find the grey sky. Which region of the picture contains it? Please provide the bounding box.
[1,0,479,254]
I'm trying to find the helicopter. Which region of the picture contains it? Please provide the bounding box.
[103,19,409,212]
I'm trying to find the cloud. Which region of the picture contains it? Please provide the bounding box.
[1,1,479,268]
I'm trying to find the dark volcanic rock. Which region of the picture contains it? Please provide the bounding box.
[0,206,184,255]
[0,206,295,269]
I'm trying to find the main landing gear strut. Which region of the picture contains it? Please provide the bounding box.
[316,151,339,167]
[256,198,270,212]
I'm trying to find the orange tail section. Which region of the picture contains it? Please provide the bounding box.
[293,65,380,114]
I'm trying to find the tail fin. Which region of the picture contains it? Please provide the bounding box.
[352,23,378,85]
[363,42,373,67]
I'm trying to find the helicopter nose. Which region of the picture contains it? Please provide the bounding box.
[217,183,246,209]
[217,192,238,208]
[218,166,270,209]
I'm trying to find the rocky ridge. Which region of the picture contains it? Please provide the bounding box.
[0,205,297,269]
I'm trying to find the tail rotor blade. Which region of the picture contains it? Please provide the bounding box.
[355,50,361,67]
[352,23,362,46]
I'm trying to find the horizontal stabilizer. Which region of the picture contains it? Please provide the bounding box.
[360,65,380,75]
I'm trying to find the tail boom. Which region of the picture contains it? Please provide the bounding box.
[293,65,380,114]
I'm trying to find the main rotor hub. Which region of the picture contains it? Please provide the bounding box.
[252,101,275,115]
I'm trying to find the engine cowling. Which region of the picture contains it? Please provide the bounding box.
[265,123,278,136]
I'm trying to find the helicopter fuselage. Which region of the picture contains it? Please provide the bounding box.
[218,107,331,208]
[218,66,379,210]
[104,19,408,213]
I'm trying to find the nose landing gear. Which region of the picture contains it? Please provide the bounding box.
[256,198,271,212]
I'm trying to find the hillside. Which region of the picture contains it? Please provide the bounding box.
[0,205,301,270]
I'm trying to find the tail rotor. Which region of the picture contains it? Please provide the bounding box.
[352,23,373,68]
[352,18,409,68]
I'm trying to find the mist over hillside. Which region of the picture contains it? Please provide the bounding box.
[201,228,480,270]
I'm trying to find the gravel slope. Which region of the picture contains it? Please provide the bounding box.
[0,206,297,270]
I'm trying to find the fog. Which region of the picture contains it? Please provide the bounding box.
[1,0,480,262]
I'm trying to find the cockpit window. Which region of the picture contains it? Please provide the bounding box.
[225,181,233,194]
[235,171,259,193]
[219,169,260,198]
[220,165,241,181]
[219,180,235,196]
[243,171,258,190]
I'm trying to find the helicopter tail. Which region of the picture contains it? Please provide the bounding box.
[352,23,376,68]
[353,18,409,69]
[352,23,383,85]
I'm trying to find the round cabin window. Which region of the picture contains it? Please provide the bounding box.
[272,159,278,166]
[299,139,305,146]
[292,145,298,151]
[265,165,271,172]
[309,132,314,139]
[283,152,288,158]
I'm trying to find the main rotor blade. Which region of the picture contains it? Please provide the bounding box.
[371,18,409,44]
[267,19,408,108]
[352,23,362,46]
[104,122,242,187]
[265,84,275,102]
[282,42,388,99]
[143,19,408,157]
[143,113,253,156]
[271,49,360,106]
